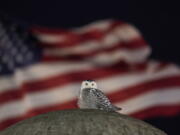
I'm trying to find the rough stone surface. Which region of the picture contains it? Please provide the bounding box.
[0,109,167,135]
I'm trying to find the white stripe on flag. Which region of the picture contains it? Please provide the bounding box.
[74,19,113,33]
[117,88,180,114]
[88,47,150,65]
[0,62,94,93]
[34,20,113,44]
[35,23,140,45]
[0,61,180,93]
[44,47,151,65]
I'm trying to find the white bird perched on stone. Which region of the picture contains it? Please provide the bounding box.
[78,80,121,112]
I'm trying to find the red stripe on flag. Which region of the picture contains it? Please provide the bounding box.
[0,100,77,131]
[131,105,180,119]
[0,64,178,106]
[31,20,124,35]
[31,27,70,34]
[1,72,180,108]
[108,75,180,103]
[0,62,133,104]
[42,38,147,57]
[38,32,143,49]
[1,103,180,131]
[32,22,127,48]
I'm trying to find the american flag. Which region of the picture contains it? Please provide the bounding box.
[0,17,180,131]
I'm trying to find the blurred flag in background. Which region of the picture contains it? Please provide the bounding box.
[0,16,180,132]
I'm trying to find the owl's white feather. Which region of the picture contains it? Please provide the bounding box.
[78,80,121,112]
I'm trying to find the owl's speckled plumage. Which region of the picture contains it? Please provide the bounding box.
[78,80,121,112]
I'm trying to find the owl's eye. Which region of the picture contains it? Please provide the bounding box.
[85,83,88,85]
[92,83,94,86]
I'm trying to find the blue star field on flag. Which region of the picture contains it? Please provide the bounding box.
[0,16,42,75]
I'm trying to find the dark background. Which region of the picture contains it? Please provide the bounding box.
[0,1,180,134]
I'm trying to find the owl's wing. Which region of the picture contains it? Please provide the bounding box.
[90,88,115,111]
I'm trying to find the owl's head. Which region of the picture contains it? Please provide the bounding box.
[81,80,97,90]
